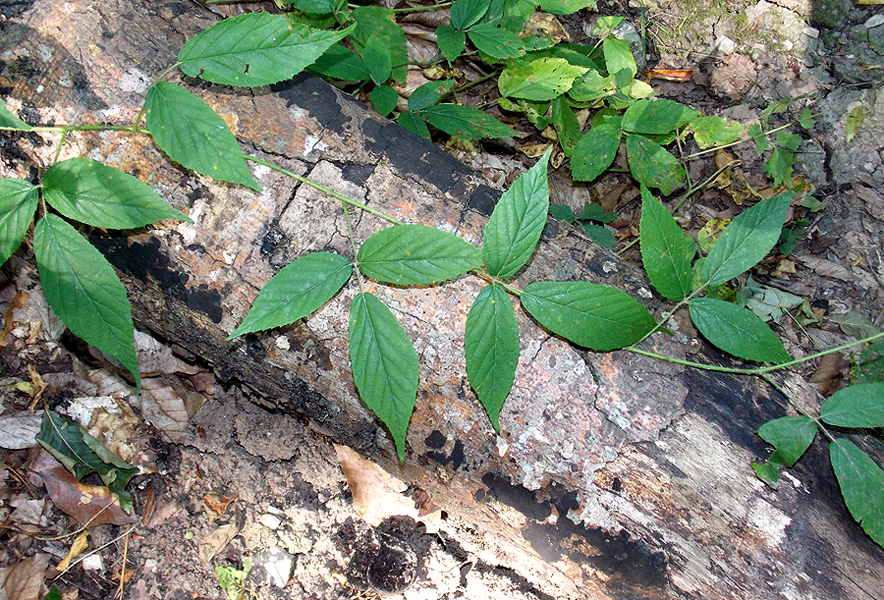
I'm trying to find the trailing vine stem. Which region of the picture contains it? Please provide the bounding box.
[759,372,837,444]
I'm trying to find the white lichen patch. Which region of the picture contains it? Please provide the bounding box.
[303,135,328,158]
[747,499,791,547]
[118,67,151,94]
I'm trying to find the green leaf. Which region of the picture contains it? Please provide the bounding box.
[775,130,802,151]
[0,178,38,266]
[351,7,407,82]
[349,293,419,462]
[602,36,636,80]
[752,415,817,483]
[468,24,524,60]
[37,410,139,512]
[626,134,685,195]
[689,297,791,363]
[551,96,581,156]
[450,0,491,29]
[145,82,259,191]
[422,104,515,139]
[581,223,617,249]
[621,99,698,135]
[757,415,817,467]
[521,281,656,350]
[591,16,625,37]
[436,26,467,62]
[537,0,596,15]
[549,204,575,222]
[829,439,884,547]
[689,115,746,149]
[357,224,482,285]
[34,215,139,389]
[397,111,431,139]
[229,252,352,338]
[370,85,399,117]
[577,201,616,223]
[178,13,349,87]
[498,58,587,101]
[568,69,615,103]
[846,105,865,143]
[0,98,31,130]
[639,184,694,301]
[821,383,884,428]
[408,80,455,112]
[748,123,768,155]
[570,125,620,182]
[42,158,191,229]
[42,586,62,600]
[465,284,519,430]
[853,339,884,385]
[287,0,343,14]
[310,44,371,80]
[764,147,796,187]
[363,35,393,84]
[701,192,792,285]
[798,108,816,130]
[482,147,551,278]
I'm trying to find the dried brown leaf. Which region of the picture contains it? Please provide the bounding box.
[0,553,50,600]
[203,492,237,523]
[198,523,240,565]
[27,449,138,527]
[0,411,42,450]
[137,376,206,443]
[56,531,89,572]
[809,352,849,397]
[335,445,440,533]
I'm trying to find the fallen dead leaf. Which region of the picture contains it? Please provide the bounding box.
[810,353,849,397]
[646,68,692,83]
[522,12,569,44]
[198,523,241,565]
[56,531,89,572]
[27,449,139,527]
[0,553,50,600]
[135,376,206,443]
[0,291,28,347]
[335,445,440,533]
[0,411,42,450]
[203,492,237,523]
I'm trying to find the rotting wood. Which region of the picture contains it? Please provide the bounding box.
[1,1,883,598]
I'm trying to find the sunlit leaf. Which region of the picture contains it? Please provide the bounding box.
[626,134,685,195]
[830,438,884,547]
[422,103,515,139]
[602,36,636,81]
[0,178,38,266]
[358,224,482,285]
[689,115,746,148]
[621,98,698,135]
[349,293,419,463]
[179,13,350,86]
[465,284,519,430]
[34,215,139,390]
[821,383,884,428]
[689,297,791,363]
[145,82,259,190]
[639,184,694,301]
[230,252,352,338]
[0,98,31,130]
[521,281,656,350]
[482,147,551,278]
[498,58,587,101]
[43,158,191,229]
[701,191,792,285]
[846,105,865,143]
[537,0,596,14]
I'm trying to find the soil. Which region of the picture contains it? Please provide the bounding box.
[1,0,883,599]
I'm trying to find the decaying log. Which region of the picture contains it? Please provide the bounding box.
[2,1,883,598]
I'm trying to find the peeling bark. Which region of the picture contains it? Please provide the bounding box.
[1,1,883,598]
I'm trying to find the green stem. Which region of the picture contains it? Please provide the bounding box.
[243,154,402,225]
[133,63,181,130]
[341,201,366,294]
[470,268,523,297]
[389,1,452,12]
[450,69,502,96]
[1,124,150,135]
[51,130,69,164]
[759,373,836,443]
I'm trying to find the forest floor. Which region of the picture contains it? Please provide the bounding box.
[1,0,883,599]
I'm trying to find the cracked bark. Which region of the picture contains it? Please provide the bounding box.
[1,1,883,598]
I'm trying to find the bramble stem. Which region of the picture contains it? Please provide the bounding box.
[243,154,403,226]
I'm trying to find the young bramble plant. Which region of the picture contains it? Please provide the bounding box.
[1,8,882,550]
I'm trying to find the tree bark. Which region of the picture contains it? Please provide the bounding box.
[2,1,883,598]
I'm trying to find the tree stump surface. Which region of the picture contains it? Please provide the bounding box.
[2,1,883,598]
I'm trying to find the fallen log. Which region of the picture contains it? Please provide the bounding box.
[1,0,882,598]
